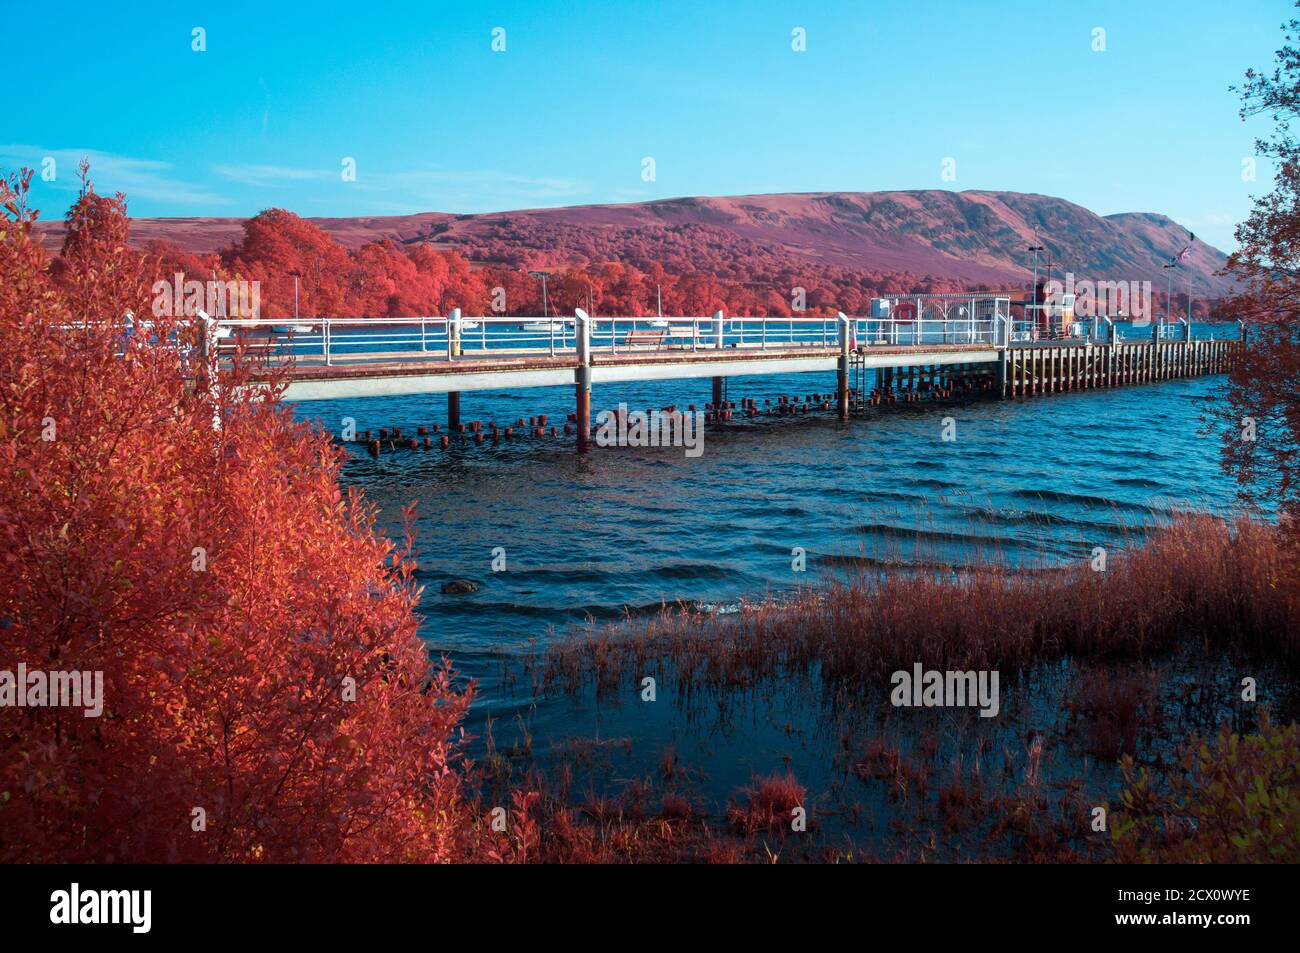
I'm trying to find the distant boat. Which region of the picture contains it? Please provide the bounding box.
[459,320,481,331]
[521,319,572,333]
[648,318,670,328]
[272,323,315,334]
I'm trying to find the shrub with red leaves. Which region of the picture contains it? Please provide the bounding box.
[0,167,472,863]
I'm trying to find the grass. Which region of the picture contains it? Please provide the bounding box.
[728,773,808,835]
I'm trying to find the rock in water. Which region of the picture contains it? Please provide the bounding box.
[441,579,478,594]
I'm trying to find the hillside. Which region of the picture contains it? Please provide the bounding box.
[32,189,1234,297]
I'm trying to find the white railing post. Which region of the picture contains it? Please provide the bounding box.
[715,310,725,350]
[448,307,461,362]
[195,310,220,429]
[198,310,218,383]
[574,308,592,453]
[324,318,332,365]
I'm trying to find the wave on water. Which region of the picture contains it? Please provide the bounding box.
[299,370,1242,657]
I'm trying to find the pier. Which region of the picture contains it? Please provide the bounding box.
[209,294,1242,452]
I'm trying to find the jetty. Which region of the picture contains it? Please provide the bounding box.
[206,293,1243,452]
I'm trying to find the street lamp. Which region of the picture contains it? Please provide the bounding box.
[1027,242,1045,332]
[529,270,552,318]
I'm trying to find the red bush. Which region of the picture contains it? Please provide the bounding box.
[0,167,472,862]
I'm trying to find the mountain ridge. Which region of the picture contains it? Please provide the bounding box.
[32,189,1235,297]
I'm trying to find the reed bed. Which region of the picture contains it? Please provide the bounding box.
[491,515,1300,862]
[542,515,1298,698]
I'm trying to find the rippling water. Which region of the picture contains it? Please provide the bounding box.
[292,367,1244,709]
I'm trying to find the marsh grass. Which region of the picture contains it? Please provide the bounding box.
[478,515,1300,862]
[540,515,1298,699]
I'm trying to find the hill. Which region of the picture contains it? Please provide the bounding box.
[32,189,1234,298]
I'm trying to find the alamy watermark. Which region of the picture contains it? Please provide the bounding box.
[594,403,705,458]
[50,883,150,933]
[151,273,260,319]
[1,663,103,717]
[890,663,1000,718]
[1043,272,1152,322]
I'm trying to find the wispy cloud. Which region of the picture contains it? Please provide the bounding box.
[210,162,592,213]
[0,144,226,206]
[363,168,593,212]
[5,146,592,215]
[212,163,334,187]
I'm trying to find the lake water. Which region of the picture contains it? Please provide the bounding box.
[289,359,1265,854]
[293,365,1243,703]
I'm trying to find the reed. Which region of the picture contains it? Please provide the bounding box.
[542,515,1298,698]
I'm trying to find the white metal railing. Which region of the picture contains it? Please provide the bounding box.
[850,316,999,347]
[210,312,1014,365]
[196,311,1249,367]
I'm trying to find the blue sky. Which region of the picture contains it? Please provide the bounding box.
[4,0,1292,250]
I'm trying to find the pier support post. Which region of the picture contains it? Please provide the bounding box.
[837,312,851,418]
[712,375,724,410]
[445,308,463,430]
[575,308,592,453]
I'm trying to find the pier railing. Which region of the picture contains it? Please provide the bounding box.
[210,312,1007,365]
[206,310,1246,367]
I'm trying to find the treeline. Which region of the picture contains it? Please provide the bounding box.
[136,207,1005,320]
[95,206,1218,320]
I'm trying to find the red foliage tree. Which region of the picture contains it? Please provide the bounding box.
[221,208,353,318]
[1219,3,1300,524]
[0,168,472,862]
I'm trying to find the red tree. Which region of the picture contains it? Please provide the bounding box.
[0,168,472,862]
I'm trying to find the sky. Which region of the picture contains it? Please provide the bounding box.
[4,0,1293,251]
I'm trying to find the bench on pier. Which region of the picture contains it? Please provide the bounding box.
[624,328,667,348]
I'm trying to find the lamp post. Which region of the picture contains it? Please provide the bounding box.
[1027,242,1045,335]
[529,270,552,318]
